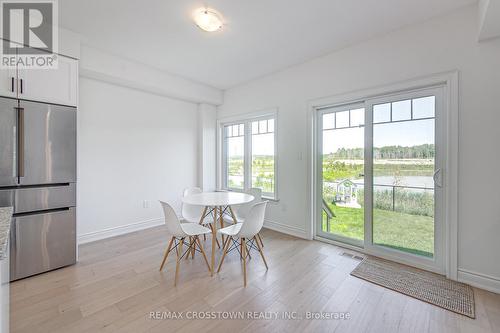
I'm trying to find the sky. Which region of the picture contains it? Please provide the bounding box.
[322,118,435,154]
[227,132,275,157]
[227,96,436,156]
[229,119,435,157]
[322,95,435,154]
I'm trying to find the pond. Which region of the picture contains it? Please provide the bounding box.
[354,176,434,189]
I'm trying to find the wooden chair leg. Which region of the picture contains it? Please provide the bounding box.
[211,209,221,249]
[228,205,238,225]
[159,236,174,271]
[191,237,196,259]
[245,241,251,260]
[242,238,247,287]
[208,223,221,249]
[195,236,211,273]
[179,237,184,257]
[186,237,195,260]
[240,238,243,260]
[217,235,232,273]
[219,207,225,246]
[198,206,208,225]
[257,233,264,248]
[221,231,231,250]
[198,206,208,245]
[174,239,182,286]
[254,236,268,269]
[221,235,227,250]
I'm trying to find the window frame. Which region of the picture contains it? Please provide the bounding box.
[218,109,278,200]
[221,120,246,192]
[312,83,450,275]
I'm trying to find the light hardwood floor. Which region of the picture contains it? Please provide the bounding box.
[10,227,500,333]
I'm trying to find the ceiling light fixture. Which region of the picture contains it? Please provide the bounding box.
[193,8,223,32]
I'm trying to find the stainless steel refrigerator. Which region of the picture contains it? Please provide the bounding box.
[0,97,76,281]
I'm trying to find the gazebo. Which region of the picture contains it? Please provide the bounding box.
[334,179,358,204]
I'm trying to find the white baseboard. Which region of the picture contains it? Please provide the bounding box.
[78,217,164,245]
[78,216,308,245]
[263,219,308,239]
[458,269,500,294]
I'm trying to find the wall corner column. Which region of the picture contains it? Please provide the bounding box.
[198,104,217,191]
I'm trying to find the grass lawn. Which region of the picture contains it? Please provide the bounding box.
[322,205,434,257]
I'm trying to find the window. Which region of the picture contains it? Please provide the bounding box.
[221,114,277,198]
[315,82,448,272]
[251,118,275,195]
[373,96,435,124]
[224,123,245,190]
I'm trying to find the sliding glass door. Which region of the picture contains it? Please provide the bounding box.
[317,87,445,272]
[317,103,365,247]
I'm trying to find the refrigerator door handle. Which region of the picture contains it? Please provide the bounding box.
[11,217,16,256]
[16,107,25,178]
[11,77,15,92]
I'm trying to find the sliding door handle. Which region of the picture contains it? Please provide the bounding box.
[16,107,25,178]
[433,168,442,188]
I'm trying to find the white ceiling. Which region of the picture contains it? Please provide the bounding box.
[479,0,500,40]
[60,0,476,89]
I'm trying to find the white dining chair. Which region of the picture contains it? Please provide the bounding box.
[223,188,265,248]
[182,187,215,225]
[226,188,262,222]
[217,201,268,287]
[181,187,219,249]
[159,201,211,286]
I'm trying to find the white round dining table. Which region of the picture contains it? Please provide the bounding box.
[181,191,254,275]
[182,191,254,207]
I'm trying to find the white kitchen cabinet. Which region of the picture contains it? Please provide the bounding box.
[18,54,78,106]
[0,67,17,99]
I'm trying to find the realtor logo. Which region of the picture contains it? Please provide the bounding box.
[1,0,58,68]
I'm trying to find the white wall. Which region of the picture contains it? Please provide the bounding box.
[77,77,199,242]
[58,28,81,59]
[80,46,223,105]
[76,42,221,243]
[198,104,217,191]
[218,5,500,291]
